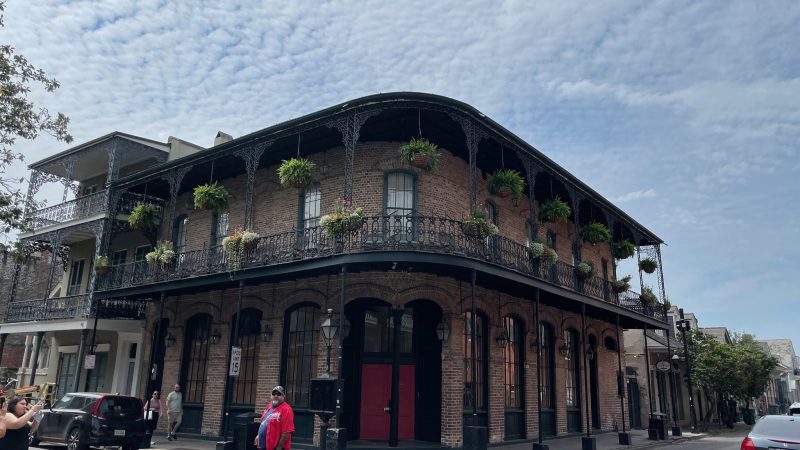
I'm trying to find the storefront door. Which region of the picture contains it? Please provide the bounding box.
[359,364,415,440]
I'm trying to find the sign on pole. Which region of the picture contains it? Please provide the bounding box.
[85,354,96,370]
[229,346,241,376]
[656,361,671,372]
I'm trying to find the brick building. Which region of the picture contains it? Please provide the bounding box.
[1,93,670,447]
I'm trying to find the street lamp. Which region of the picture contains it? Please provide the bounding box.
[676,310,697,433]
[321,308,338,378]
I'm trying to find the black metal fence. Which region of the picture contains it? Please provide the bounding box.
[97,215,666,322]
[4,294,146,322]
[30,190,164,229]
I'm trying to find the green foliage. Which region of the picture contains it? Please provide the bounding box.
[575,261,595,279]
[639,286,658,308]
[610,275,632,294]
[400,137,440,172]
[461,209,499,240]
[94,255,109,267]
[684,330,778,429]
[0,2,72,248]
[320,198,365,236]
[193,182,230,211]
[487,169,525,199]
[613,239,635,260]
[145,240,175,267]
[581,222,611,244]
[639,257,658,273]
[278,158,316,188]
[528,239,558,266]
[538,197,571,223]
[128,204,160,232]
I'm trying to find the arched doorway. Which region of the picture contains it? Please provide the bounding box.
[341,298,443,443]
[180,313,212,434]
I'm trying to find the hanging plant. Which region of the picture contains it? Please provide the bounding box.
[639,286,658,308]
[128,204,161,232]
[320,198,366,236]
[575,261,595,280]
[610,275,632,294]
[581,222,611,245]
[538,197,571,223]
[400,137,441,172]
[222,228,260,260]
[460,209,499,240]
[662,296,671,313]
[528,239,558,266]
[639,257,658,274]
[613,239,636,260]
[145,241,176,268]
[487,169,525,199]
[193,182,230,211]
[278,158,316,188]
[94,256,110,276]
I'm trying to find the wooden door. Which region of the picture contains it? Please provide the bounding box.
[359,364,415,440]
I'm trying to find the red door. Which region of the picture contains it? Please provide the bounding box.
[360,364,415,440]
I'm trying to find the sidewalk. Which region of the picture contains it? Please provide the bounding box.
[144,423,749,450]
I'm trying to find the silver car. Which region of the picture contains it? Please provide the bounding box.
[741,415,800,450]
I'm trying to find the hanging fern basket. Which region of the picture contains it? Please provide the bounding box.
[193,182,230,211]
[278,158,316,188]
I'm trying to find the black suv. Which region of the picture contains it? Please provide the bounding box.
[32,392,146,450]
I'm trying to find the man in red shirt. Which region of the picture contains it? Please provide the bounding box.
[255,386,295,450]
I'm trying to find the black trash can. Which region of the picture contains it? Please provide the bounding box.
[235,412,260,450]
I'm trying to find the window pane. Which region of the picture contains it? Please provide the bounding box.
[386,173,414,236]
[304,189,321,229]
[463,311,486,410]
[284,306,319,407]
[504,316,523,409]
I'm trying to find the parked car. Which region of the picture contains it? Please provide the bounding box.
[31,392,146,450]
[741,415,800,450]
[789,402,800,416]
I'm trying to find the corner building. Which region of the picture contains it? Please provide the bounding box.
[5,93,671,447]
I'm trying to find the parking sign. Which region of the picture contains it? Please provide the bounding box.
[229,346,241,376]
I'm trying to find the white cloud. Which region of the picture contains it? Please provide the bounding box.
[2,0,799,345]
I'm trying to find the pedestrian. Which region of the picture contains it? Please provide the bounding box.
[144,390,162,445]
[1,396,44,450]
[0,398,7,439]
[166,384,182,441]
[254,386,295,450]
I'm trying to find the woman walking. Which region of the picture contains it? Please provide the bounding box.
[144,390,162,445]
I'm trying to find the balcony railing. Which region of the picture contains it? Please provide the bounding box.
[97,215,666,322]
[30,191,164,230]
[4,294,146,323]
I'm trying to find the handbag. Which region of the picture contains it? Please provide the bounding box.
[146,410,154,421]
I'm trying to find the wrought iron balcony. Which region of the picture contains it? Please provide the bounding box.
[4,294,146,323]
[97,215,666,322]
[30,190,164,230]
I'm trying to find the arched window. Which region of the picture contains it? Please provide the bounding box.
[565,328,582,432]
[604,336,618,351]
[503,315,525,440]
[539,321,556,436]
[503,316,523,409]
[301,185,321,230]
[463,311,488,412]
[282,304,320,408]
[181,313,212,404]
[385,171,416,238]
[231,308,262,405]
[173,215,188,254]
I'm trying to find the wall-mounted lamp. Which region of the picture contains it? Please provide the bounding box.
[512,197,520,207]
[436,319,450,342]
[559,341,571,359]
[496,330,509,348]
[586,346,595,361]
[671,353,681,361]
[262,324,274,343]
[210,328,221,345]
[165,333,176,348]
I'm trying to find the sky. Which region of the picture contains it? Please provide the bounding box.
[3,1,799,349]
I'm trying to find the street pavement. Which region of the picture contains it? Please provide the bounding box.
[30,424,750,450]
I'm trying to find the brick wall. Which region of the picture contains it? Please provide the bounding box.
[137,271,630,443]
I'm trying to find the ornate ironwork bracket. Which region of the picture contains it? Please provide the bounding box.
[448,113,488,211]
[518,151,544,235]
[162,167,192,236]
[234,141,271,229]
[326,109,382,200]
